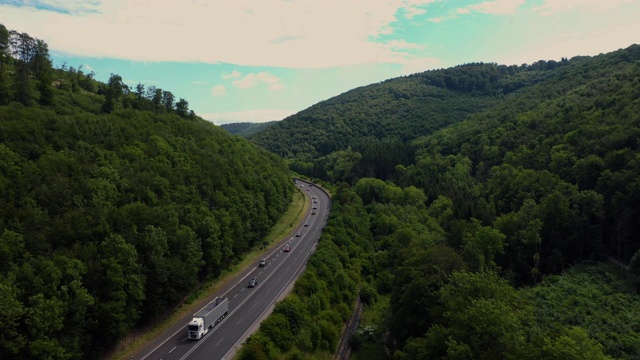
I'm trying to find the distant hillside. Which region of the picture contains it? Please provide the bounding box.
[250,58,576,180]
[248,43,640,272]
[0,24,292,360]
[221,120,278,137]
[240,44,640,360]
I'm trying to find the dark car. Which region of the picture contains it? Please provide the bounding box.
[259,259,267,267]
[248,277,258,288]
[311,211,316,215]
[284,243,291,252]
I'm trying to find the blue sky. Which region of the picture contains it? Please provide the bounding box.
[2,0,639,124]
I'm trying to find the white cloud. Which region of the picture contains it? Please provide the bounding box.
[497,20,640,65]
[222,70,242,79]
[403,6,426,19]
[467,0,525,15]
[400,57,442,75]
[386,39,424,51]
[201,109,295,125]
[232,72,283,91]
[534,0,636,15]
[428,17,447,23]
[0,0,438,68]
[211,85,226,96]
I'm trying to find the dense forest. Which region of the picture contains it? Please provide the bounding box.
[3,20,640,360]
[240,44,640,359]
[221,121,278,137]
[0,24,293,359]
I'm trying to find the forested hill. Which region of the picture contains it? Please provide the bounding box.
[0,25,292,359]
[250,63,506,161]
[236,44,640,359]
[221,121,278,137]
[249,57,571,154]
[249,48,630,182]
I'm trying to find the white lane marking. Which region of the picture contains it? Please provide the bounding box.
[216,337,224,346]
[169,346,176,354]
[236,318,243,325]
[179,190,327,360]
[233,293,238,299]
[182,337,187,342]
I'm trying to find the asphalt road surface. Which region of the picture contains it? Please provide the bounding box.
[133,179,330,360]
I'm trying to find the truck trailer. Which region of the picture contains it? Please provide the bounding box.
[187,297,229,340]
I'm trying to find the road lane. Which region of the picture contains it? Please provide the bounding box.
[134,180,330,360]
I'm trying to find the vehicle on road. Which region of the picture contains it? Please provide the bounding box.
[248,277,258,288]
[187,297,229,340]
[304,221,309,227]
[284,243,291,252]
[296,232,301,237]
[259,259,267,267]
[312,210,316,215]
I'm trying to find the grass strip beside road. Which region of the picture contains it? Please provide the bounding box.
[109,187,307,360]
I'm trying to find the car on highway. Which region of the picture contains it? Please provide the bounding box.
[283,243,291,252]
[296,232,301,237]
[312,210,316,215]
[248,277,258,288]
[313,199,318,203]
[304,221,309,227]
[259,259,266,267]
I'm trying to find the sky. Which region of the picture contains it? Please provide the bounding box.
[2,0,639,125]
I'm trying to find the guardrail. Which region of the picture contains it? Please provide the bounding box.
[334,296,363,360]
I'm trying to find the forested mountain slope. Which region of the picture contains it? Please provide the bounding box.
[250,55,573,181]
[0,25,292,359]
[399,44,640,269]
[238,44,640,360]
[250,44,640,268]
[221,121,278,137]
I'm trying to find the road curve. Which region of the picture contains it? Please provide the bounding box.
[131,179,330,360]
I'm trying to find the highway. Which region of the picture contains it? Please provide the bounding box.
[133,179,330,360]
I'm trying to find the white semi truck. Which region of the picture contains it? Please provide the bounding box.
[187,297,229,340]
